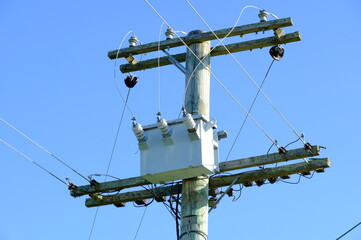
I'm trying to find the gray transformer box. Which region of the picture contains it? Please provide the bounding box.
[137,115,220,184]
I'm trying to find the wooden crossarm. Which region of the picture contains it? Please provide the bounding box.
[84,158,330,207]
[70,145,320,197]
[119,31,301,73]
[108,18,294,59]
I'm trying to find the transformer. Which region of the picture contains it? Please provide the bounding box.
[133,115,221,184]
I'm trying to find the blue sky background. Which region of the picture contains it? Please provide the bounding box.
[1,1,360,239]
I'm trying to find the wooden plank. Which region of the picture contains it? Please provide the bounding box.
[70,176,150,197]
[119,31,301,73]
[84,158,330,207]
[70,145,320,197]
[108,18,293,59]
[220,145,320,172]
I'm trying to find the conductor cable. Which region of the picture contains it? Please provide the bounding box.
[0,117,89,183]
[0,138,68,186]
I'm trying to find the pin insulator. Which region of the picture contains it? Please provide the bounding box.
[258,10,268,22]
[128,35,139,47]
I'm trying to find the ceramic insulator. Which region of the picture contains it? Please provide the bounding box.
[132,123,146,142]
[157,118,171,137]
[183,113,196,132]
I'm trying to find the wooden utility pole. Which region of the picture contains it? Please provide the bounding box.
[181,30,211,240]
[69,17,331,239]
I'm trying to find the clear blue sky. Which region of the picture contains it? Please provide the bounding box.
[1,1,360,239]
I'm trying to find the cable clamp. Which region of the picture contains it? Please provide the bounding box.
[278,146,287,154]
[304,142,313,151]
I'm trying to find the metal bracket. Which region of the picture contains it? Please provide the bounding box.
[162,49,189,75]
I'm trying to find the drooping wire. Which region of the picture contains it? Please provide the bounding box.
[143,0,280,148]
[0,138,68,186]
[0,117,89,183]
[158,22,166,114]
[225,59,275,161]
[184,0,306,145]
[113,31,135,117]
[88,88,132,240]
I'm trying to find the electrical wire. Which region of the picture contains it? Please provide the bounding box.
[158,22,166,114]
[113,31,135,117]
[184,0,306,145]
[0,138,68,186]
[143,0,279,148]
[336,221,361,240]
[0,117,89,182]
[225,59,275,161]
[182,5,263,108]
[133,206,148,240]
[88,88,132,240]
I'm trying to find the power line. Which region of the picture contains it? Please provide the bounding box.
[336,221,361,240]
[225,59,275,161]
[0,117,89,182]
[88,88,132,240]
[133,206,148,240]
[0,138,68,186]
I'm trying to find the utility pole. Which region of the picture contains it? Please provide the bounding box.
[69,16,330,239]
[181,30,211,240]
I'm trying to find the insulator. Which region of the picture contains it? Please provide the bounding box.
[132,123,146,142]
[258,10,268,22]
[183,113,196,132]
[157,118,171,138]
[128,35,139,47]
[165,28,175,40]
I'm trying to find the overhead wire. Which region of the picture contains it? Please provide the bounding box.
[225,59,275,161]
[133,206,148,240]
[143,0,279,148]
[336,221,361,240]
[0,117,89,183]
[182,5,263,108]
[184,0,306,145]
[158,22,166,114]
[89,32,136,238]
[113,30,136,117]
[88,88,132,240]
[0,138,68,186]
